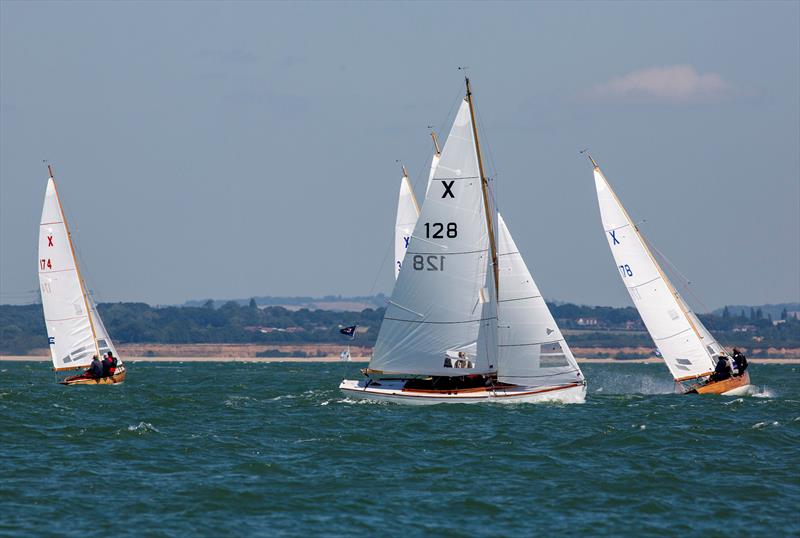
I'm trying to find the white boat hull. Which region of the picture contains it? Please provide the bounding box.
[339,379,586,405]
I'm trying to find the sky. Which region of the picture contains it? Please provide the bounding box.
[1,1,798,310]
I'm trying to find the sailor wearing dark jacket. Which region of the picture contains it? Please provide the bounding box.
[87,355,104,378]
[732,348,748,375]
[708,354,732,383]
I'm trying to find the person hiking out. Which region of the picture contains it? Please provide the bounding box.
[732,348,748,376]
[86,355,103,379]
[708,354,732,383]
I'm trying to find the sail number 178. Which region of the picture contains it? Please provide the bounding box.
[618,264,633,277]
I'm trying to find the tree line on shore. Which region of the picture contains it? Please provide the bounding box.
[1,300,798,355]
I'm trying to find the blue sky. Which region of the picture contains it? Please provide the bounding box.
[1,1,798,309]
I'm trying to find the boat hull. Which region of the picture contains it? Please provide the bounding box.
[61,368,126,386]
[686,371,751,395]
[339,378,586,405]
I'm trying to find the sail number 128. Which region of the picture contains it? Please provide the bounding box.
[424,222,457,239]
[413,255,445,271]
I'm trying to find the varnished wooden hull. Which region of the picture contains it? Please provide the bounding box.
[61,368,126,386]
[687,371,751,395]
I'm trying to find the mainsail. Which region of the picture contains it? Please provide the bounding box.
[495,214,583,386]
[592,162,717,380]
[38,172,119,371]
[394,167,420,279]
[371,98,494,376]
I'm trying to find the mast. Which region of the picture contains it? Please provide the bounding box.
[430,130,441,156]
[399,162,420,214]
[588,155,709,361]
[465,77,499,292]
[49,165,101,360]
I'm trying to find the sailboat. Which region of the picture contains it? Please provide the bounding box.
[394,132,441,279]
[38,166,126,385]
[590,156,752,395]
[394,165,420,279]
[340,79,586,403]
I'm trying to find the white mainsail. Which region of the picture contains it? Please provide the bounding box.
[38,174,119,371]
[592,163,717,380]
[394,169,420,279]
[371,99,494,376]
[495,214,583,386]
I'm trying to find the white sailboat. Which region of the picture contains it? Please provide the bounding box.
[38,166,126,385]
[394,132,442,279]
[590,156,751,395]
[394,165,420,279]
[340,79,585,403]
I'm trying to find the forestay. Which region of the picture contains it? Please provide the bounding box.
[495,214,583,386]
[394,172,420,279]
[593,166,716,379]
[38,178,98,370]
[371,99,494,376]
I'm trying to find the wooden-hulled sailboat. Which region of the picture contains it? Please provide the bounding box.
[340,79,586,404]
[590,156,751,395]
[38,166,126,385]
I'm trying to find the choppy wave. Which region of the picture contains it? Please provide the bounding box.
[0,361,797,537]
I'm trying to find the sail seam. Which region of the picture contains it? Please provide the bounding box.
[431,176,479,181]
[384,317,496,325]
[604,223,631,233]
[498,339,567,348]
[40,221,64,225]
[629,276,661,289]
[39,268,77,274]
[653,327,693,341]
[407,248,487,256]
[45,315,89,322]
[497,251,519,258]
[498,295,542,303]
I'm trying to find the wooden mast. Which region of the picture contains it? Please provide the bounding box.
[465,77,499,292]
[430,130,441,156]
[48,165,101,364]
[588,155,714,380]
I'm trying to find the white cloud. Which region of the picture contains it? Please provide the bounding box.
[588,65,734,103]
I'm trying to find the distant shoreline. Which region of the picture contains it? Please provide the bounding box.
[2,356,798,364]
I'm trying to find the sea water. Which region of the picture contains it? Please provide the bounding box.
[0,362,797,537]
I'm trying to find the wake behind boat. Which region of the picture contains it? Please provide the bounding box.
[38,166,126,386]
[340,79,586,404]
[590,156,752,395]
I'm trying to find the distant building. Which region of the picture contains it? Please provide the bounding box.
[733,325,756,333]
[577,318,598,326]
[773,319,786,326]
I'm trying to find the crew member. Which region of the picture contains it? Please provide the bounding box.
[732,348,748,376]
[87,355,104,379]
[102,352,118,377]
[708,354,732,383]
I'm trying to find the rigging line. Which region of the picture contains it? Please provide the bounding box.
[642,233,730,345]
[366,232,393,298]
[409,84,464,196]
[473,100,500,211]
